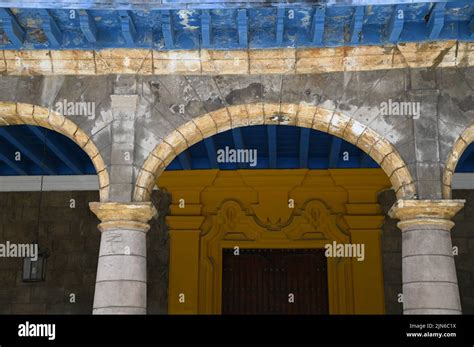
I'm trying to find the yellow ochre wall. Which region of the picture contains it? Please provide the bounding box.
[158,169,391,315]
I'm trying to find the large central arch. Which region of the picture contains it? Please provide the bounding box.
[134,103,415,202]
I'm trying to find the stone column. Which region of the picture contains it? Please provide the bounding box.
[89,201,157,314]
[389,199,464,314]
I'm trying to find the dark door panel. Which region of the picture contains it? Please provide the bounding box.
[222,248,329,314]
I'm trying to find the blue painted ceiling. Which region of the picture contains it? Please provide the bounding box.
[0,125,95,175]
[454,142,474,173]
[0,1,472,50]
[1,124,474,175]
[167,125,380,170]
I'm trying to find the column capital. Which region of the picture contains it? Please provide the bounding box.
[89,201,157,232]
[388,199,465,231]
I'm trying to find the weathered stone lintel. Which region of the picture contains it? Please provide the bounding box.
[1,41,473,76]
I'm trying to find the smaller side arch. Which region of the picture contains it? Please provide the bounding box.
[134,103,416,202]
[443,123,474,199]
[0,102,109,202]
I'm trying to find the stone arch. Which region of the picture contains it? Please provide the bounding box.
[0,101,109,202]
[134,103,415,202]
[443,122,474,199]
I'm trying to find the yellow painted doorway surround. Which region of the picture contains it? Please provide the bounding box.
[158,169,391,314]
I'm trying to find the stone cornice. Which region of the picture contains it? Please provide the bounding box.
[89,202,157,232]
[388,199,465,231]
[389,199,465,220]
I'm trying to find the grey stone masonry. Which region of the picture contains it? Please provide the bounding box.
[92,225,148,314]
[401,226,461,314]
[89,200,157,314]
[389,199,464,314]
[108,93,138,202]
[0,67,473,199]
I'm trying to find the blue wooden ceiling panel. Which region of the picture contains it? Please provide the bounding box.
[1,124,474,176]
[0,125,95,175]
[167,124,384,171]
[308,131,331,157]
[0,1,472,50]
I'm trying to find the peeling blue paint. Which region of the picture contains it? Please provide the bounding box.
[0,1,471,50]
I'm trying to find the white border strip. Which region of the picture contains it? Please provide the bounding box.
[0,175,99,191]
[451,173,474,190]
[0,173,473,192]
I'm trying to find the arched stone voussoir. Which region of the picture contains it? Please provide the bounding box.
[133,103,416,202]
[443,122,474,199]
[0,101,110,202]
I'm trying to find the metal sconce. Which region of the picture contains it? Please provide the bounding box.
[22,249,47,282]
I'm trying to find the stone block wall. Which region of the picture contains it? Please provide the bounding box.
[451,190,474,313]
[0,191,100,314]
[147,189,171,314]
[0,190,170,314]
[378,190,403,314]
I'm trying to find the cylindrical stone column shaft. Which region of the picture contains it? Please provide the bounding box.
[89,202,157,314]
[389,199,464,315]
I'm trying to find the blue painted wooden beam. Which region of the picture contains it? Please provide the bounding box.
[310,6,326,45]
[267,125,277,168]
[386,4,404,43]
[237,9,248,48]
[177,151,192,170]
[0,128,56,174]
[427,2,446,40]
[38,9,62,47]
[299,127,310,168]
[276,7,285,45]
[0,2,473,51]
[328,137,342,168]
[161,10,174,49]
[79,10,97,43]
[0,8,24,47]
[469,17,474,38]
[0,149,27,175]
[119,10,137,45]
[26,126,83,174]
[350,6,364,44]
[201,10,211,47]
[204,137,218,169]
[231,127,247,169]
[0,1,460,11]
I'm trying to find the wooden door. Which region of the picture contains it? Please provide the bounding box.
[221,248,329,314]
